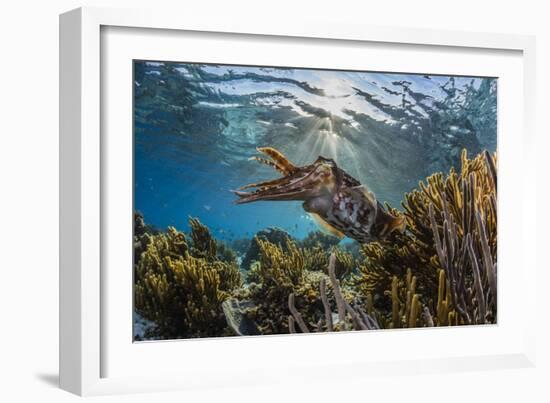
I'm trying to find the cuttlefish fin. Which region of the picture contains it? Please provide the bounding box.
[257,147,297,175]
[309,213,345,240]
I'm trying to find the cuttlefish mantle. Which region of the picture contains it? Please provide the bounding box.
[233,147,406,244]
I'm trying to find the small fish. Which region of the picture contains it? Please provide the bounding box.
[233,147,406,244]
[203,205,212,211]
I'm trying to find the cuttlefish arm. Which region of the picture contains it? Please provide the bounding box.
[235,147,299,192]
[233,148,342,204]
[254,147,298,176]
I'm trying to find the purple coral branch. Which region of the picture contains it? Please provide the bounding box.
[288,253,380,333]
[328,253,347,326]
[475,209,497,306]
[319,278,334,331]
[288,293,310,333]
[466,234,487,324]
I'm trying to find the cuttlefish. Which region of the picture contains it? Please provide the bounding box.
[233,147,406,244]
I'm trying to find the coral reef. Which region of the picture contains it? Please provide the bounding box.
[352,150,497,326]
[342,241,362,260]
[216,240,239,265]
[134,217,242,339]
[133,212,155,265]
[288,254,380,333]
[302,246,355,279]
[288,256,459,332]
[244,238,330,334]
[188,217,217,261]
[299,230,342,250]
[240,239,357,334]
[332,248,355,279]
[241,227,295,271]
[229,238,251,257]
[133,149,497,339]
[222,299,260,336]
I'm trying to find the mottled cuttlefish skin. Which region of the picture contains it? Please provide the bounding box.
[233,147,406,243]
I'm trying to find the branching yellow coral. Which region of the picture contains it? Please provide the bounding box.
[245,239,339,334]
[303,246,354,279]
[134,219,242,339]
[189,217,217,261]
[256,238,306,288]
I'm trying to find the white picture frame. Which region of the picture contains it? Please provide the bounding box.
[60,6,537,396]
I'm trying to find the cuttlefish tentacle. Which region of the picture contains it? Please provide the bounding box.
[256,147,297,175]
[237,170,304,192]
[233,147,406,243]
[237,147,299,191]
[248,156,279,172]
[238,147,308,191]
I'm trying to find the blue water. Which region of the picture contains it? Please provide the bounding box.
[134,61,497,241]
